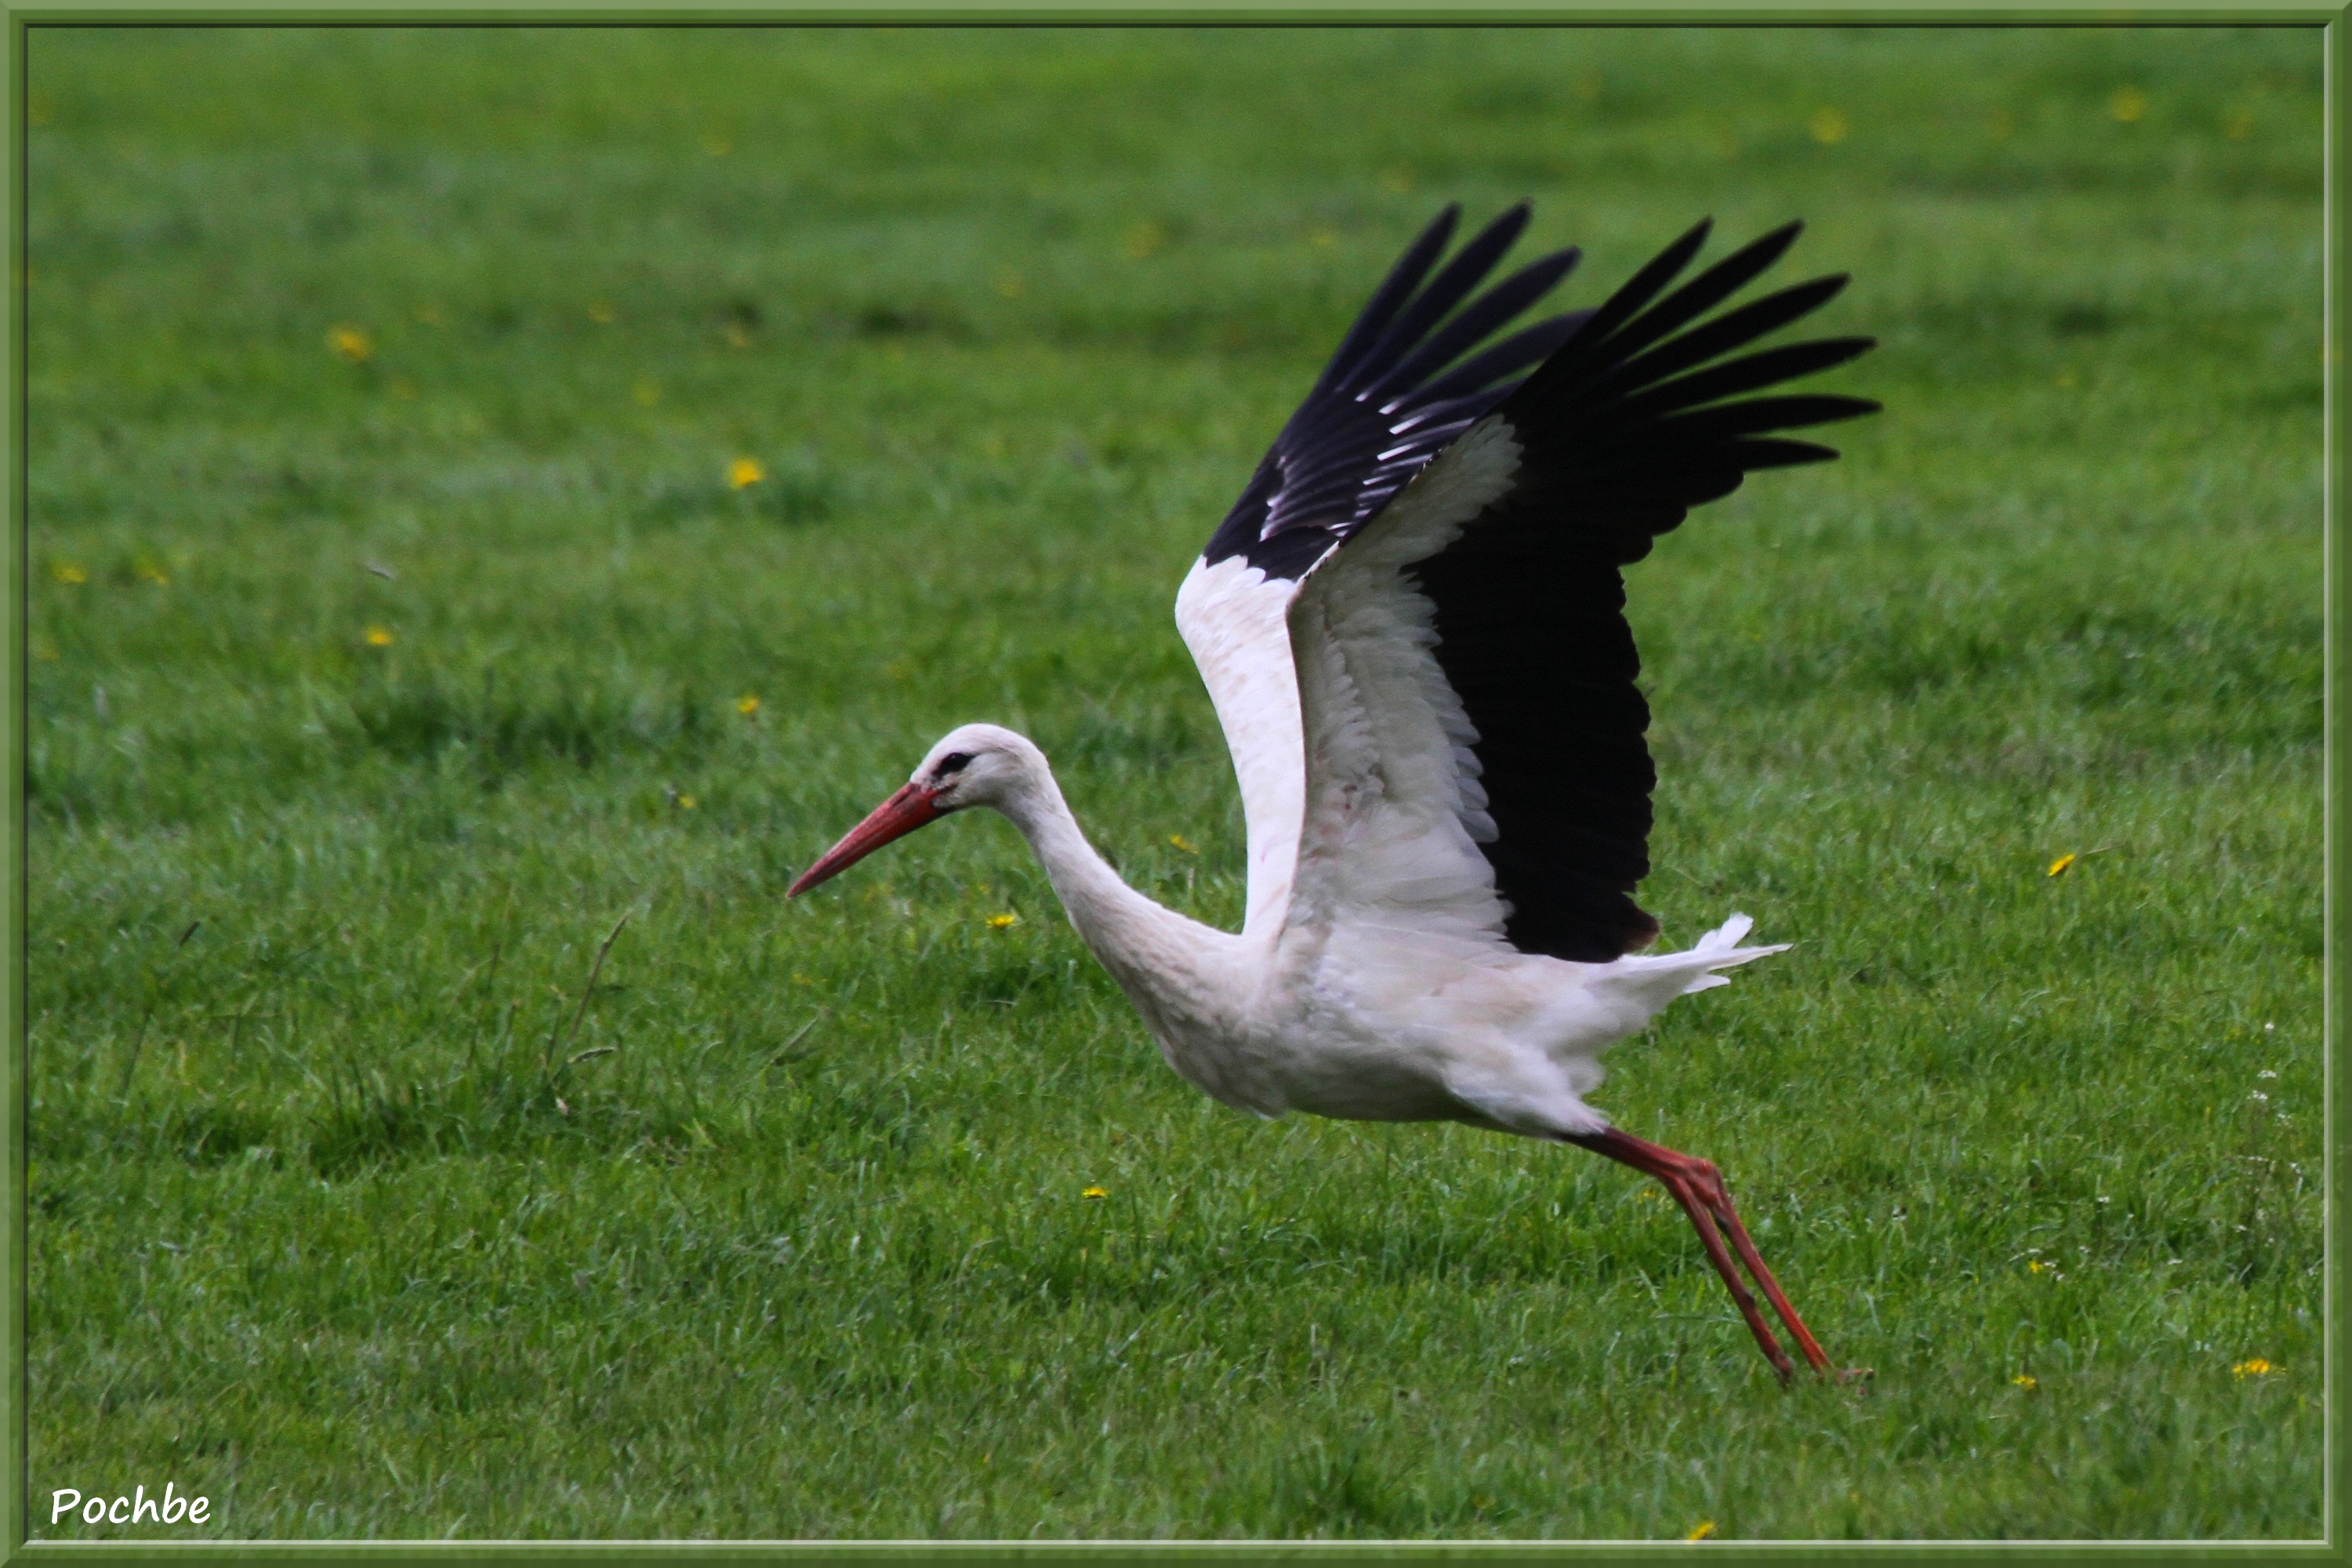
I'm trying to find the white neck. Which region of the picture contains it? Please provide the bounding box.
[992,756,1236,1011]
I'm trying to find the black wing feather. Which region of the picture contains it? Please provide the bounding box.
[1313,205,1461,394]
[1558,220,1803,378]
[1200,206,1586,576]
[1372,250,1584,408]
[1416,220,1876,961]
[1347,205,1535,394]
[1199,206,1877,964]
[1415,312,1593,405]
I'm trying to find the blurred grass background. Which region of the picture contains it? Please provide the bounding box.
[25,25,2322,1540]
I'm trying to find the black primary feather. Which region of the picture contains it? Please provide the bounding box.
[1200,205,1878,964]
[1198,202,1584,580]
[1418,217,1875,962]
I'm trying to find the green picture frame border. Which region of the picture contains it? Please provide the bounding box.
[0,7,2335,1559]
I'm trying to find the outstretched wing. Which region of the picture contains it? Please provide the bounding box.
[1178,203,1588,938]
[1288,216,1876,962]
[1198,201,1588,584]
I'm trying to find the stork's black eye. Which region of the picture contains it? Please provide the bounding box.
[936,752,975,776]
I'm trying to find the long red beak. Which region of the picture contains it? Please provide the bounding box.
[788,782,944,896]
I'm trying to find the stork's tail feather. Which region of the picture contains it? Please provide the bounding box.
[1596,912,1790,1008]
[1676,912,1791,993]
[1694,912,1757,953]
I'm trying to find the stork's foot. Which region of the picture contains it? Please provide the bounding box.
[1563,1126,1836,1382]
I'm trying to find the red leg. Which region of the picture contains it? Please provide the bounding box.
[1562,1125,1836,1380]
[1658,1163,1796,1378]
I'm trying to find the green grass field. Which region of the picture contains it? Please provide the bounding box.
[25,25,2325,1541]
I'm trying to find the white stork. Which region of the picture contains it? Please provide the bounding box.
[789,204,1875,1380]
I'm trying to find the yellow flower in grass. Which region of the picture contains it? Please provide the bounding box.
[364,626,394,648]
[2012,1374,2038,1389]
[737,694,761,716]
[49,561,86,585]
[1169,834,1196,853]
[985,913,1020,930]
[1081,1185,1108,1200]
[2049,847,2114,877]
[1685,1520,1716,1541]
[327,325,374,363]
[728,456,765,489]
[2233,1358,2274,1377]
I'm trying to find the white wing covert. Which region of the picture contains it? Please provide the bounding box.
[1174,556,1308,940]
[1281,419,1523,949]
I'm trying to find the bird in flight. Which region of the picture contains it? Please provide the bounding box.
[790,203,1876,1379]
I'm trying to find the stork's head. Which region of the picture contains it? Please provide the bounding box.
[787,724,1036,896]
